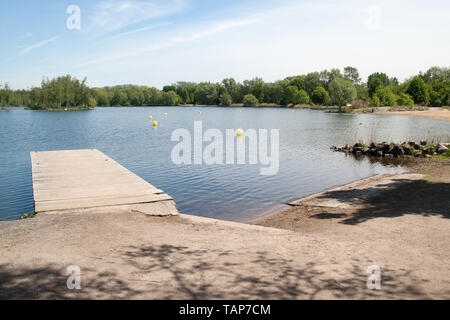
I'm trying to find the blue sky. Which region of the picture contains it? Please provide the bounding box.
[1,0,449,89]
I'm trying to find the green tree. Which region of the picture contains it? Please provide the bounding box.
[367,72,390,97]
[297,89,310,105]
[328,78,357,112]
[285,86,299,105]
[407,76,429,105]
[219,92,232,106]
[194,83,218,105]
[243,94,259,107]
[344,66,361,85]
[110,90,127,106]
[263,83,284,105]
[396,93,414,106]
[311,86,330,105]
[376,86,396,106]
[161,90,181,106]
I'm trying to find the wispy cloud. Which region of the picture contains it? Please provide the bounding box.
[75,15,262,69]
[109,22,173,39]
[18,36,58,55]
[88,0,186,35]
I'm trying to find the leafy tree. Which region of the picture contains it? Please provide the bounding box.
[243,78,264,102]
[376,86,396,106]
[243,94,259,107]
[110,90,127,106]
[303,72,325,95]
[222,78,241,103]
[92,88,109,106]
[396,93,414,106]
[285,86,300,105]
[288,76,306,91]
[194,83,218,105]
[328,78,357,112]
[263,82,284,105]
[421,66,450,83]
[344,66,361,84]
[88,97,97,108]
[219,92,232,106]
[311,86,330,105]
[161,90,180,106]
[297,89,310,105]
[163,85,176,92]
[407,76,429,105]
[367,72,390,97]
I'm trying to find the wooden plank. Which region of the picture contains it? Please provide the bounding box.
[35,194,173,213]
[31,149,175,213]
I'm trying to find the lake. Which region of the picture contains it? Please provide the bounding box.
[0,107,449,222]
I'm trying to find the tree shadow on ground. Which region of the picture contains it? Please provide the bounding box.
[310,179,450,225]
[0,264,142,299]
[121,245,435,300]
[0,244,443,299]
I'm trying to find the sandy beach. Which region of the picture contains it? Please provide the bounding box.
[374,107,450,121]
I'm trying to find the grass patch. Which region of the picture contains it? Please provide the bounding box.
[20,213,36,220]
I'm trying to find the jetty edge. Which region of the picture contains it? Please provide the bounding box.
[30,149,179,216]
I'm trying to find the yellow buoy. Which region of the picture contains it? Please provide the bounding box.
[236,129,243,137]
[240,110,242,113]
[198,111,202,115]
[149,116,153,120]
[153,121,158,127]
[164,113,167,117]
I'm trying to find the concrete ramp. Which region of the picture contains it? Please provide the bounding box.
[30,149,178,215]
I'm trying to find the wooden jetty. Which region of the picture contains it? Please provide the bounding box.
[30,149,177,215]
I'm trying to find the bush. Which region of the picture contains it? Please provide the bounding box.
[396,93,414,106]
[297,89,310,105]
[370,95,381,107]
[376,87,396,106]
[311,86,330,105]
[243,94,259,107]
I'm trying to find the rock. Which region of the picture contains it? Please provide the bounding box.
[385,154,394,158]
[363,147,370,154]
[370,142,377,149]
[369,148,377,156]
[377,150,383,157]
[437,144,448,154]
[420,140,427,146]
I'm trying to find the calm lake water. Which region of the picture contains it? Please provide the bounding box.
[0,107,449,222]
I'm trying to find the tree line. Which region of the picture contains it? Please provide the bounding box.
[1,66,449,110]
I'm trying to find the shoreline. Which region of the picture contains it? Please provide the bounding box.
[6,104,450,121]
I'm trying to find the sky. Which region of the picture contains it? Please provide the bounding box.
[0,0,449,89]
